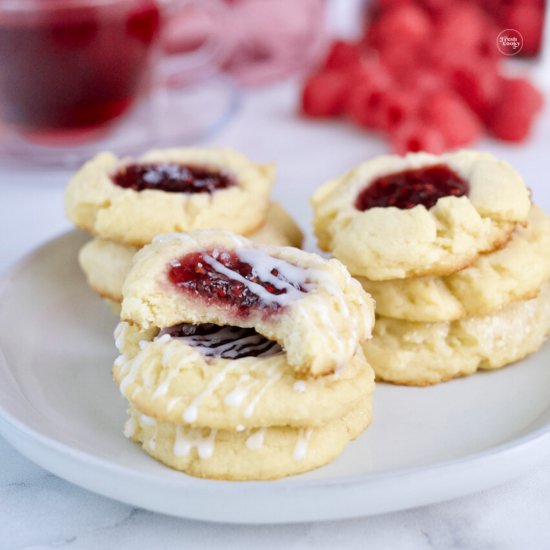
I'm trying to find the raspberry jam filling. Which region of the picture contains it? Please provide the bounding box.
[158,323,282,359]
[168,249,307,316]
[112,162,235,193]
[355,164,469,211]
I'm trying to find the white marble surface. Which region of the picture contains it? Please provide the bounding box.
[1,81,550,549]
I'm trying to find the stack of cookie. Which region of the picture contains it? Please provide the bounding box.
[112,230,375,479]
[312,150,550,385]
[64,147,303,306]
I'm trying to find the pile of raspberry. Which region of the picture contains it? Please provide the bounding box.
[300,0,545,153]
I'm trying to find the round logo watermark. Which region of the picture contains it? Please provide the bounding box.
[496,29,523,56]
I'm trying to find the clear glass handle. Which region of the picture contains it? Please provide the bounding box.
[159,0,229,87]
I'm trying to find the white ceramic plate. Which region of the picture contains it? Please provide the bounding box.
[1,231,550,524]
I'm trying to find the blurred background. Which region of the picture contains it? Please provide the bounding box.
[0,0,547,167]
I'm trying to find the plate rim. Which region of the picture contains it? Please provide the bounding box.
[1,230,550,522]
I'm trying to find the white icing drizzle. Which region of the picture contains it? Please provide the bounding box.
[307,269,358,361]
[173,426,217,459]
[201,253,293,307]
[235,424,246,432]
[292,381,307,394]
[236,248,309,304]
[173,426,191,457]
[224,378,257,407]
[160,344,202,373]
[114,322,129,353]
[123,416,137,438]
[244,366,283,418]
[114,354,126,367]
[183,363,237,423]
[245,428,266,450]
[156,333,172,344]
[308,299,342,352]
[161,345,181,368]
[237,247,363,366]
[119,349,149,394]
[152,369,178,399]
[142,364,157,389]
[297,257,367,366]
[167,397,180,411]
[138,340,150,351]
[132,412,158,449]
[293,428,313,461]
[140,414,157,427]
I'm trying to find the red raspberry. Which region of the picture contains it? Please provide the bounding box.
[366,4,432,48]
[390,119,447,154]
[500,3,544,56]
[447,62,501,120]
[378,89,419,132]
[347,81,389,129]
[479,0,503,15]
[410,69,446,94]
[299,0,544,151]
[378,42,423,78]
[476,31,502,60]
[486,77,544,141]
[421,91,482,148]
[322,40,360,71]
[435,3,492,53]
[423,33,476,72]
[370,0,414,14]
[416,0,449,19]
[345,54,393,88]
[301,71,348,117]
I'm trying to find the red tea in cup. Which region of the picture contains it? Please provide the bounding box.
[0,0,161,138]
